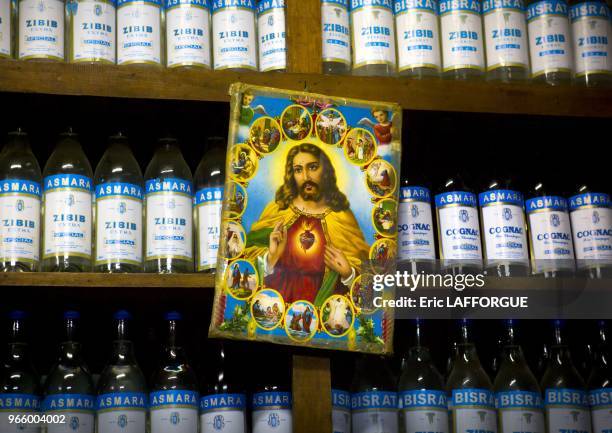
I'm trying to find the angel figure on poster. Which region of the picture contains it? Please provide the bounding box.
[239,90,268,140]
[357,107,395,157]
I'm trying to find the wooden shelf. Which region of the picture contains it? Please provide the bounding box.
[1,59,611,117]
[0,272,215,288]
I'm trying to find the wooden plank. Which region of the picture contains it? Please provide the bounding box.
[292,354,332,433]
[1,60,612,117]
[0,272,215,287]
[285,0,322,73]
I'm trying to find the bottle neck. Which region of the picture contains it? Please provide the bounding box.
[59,341,83,364]
[455,343,481,365]
[164,320,187,364]
[6,342,30,366]
[111,340,137,365]
[501,344,525,364]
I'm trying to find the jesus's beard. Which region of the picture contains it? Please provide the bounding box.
[299,181,322,202]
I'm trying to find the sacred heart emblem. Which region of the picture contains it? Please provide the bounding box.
[299,221,316,252]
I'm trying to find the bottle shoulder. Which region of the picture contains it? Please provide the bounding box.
[399,360,445,392]
[43,145,93,179]
[540,364,586,391]
[94,149,143,186]
[145,149,193,182]
[151,363,199,391]
[97,364,147,395]
[493,360,541,393]
[44,363,95,395]
[0,365,40,395]
[0,151,42,183]
[446,363,493,392]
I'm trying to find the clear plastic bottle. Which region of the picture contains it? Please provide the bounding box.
[257,0,286,72]
[570,0,612,86]
[252,352,293,433]
[587,320,612,433]
[96,311,147,433]
[211,0,258,71]
[483,0,530,81]
[116,0,163,66]
[144,137,194,273]
[17,0,65,60]
[42,311,96,433]
[395,0,442,78]
[439,0,486,79]
[351,0,397,76]
[150,312,199,433]
[0,129,42,272]
[194,137,225,273]
[0,0,12,58]
[65,0,116,63]
[94,133,144,273]
[526,0,573,85]
[165,0,212,68]
[0,311,41,433]
[42,129,93,272]
[321,0,351,74]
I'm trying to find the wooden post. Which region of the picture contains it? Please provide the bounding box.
[285,0,322,73]
[292,354,332,433]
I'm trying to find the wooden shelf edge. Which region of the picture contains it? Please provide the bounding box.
[1,60,611,117]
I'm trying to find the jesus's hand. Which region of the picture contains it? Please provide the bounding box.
[324,245,352,279]
[267,221,287,270]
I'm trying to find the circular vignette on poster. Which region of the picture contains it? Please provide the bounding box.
[350,273,380,315]
[344,127,377,166]
[371,198,398,238]
[248,116,282,154]
[320,294,355,338]
[284,300,319,343]
[250,288,286,331]
[369,238,397,275]
[280,104,313,141]
[224,259,259,301]
[315,108,348,146]
[223,181,248,220]
[365,158,397,199]
[229,144,259,182]
[220,220,247,261]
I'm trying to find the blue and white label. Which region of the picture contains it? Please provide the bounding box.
[398,186,435,261]
[257,0,286,71]
[351,391,398,433]
[18,0,65,60]
[495,390,545,433]
[395,0,441,71]
[483,0,529,71]
[0,394,41,433]
[589,388,612,433]
[479,189,529,266]
[544,388,591,433]
[351,0,397,68]
[43,394,95,433]
[439,0,485,72]
[332,389,351,433]
[211,0,257,70]
[0,179,41,265]
[570,1,611,77]
[96,392,147,433]
[321,0,351,65]
[195,186,223,271]
[569,192,612,266]
[145,178,193,262]
[0,0,11,57]
[117,0,162,65]
[199,393,246,433]
[95,182,143,266]
[252,392,292,433]
[165,0,211,68]
[43,174,93,260]
[150,390,199,433]
[435,191,482,266]
[68,0,116,63]
[450,389,497,433]
[399,390,448,433]
[527,0,572,77]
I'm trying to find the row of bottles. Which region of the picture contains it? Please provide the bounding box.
[321,0,612,86]
[398,172,612,278]
[0,129,225,273]
[0,310,293,433]
[0,0,286,71]
[332,319,611,433]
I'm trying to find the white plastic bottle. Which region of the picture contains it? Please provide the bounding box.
[165,0,212,68]
[257,0,286,71]
[211,0,257,71]
[321,0,351,73]
[66,0,116,63]
[116,0,163,65]
[17,0,65,60]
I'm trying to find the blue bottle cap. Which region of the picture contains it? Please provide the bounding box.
[8,311,27,320]
[114,310,132,320]
[164,311,182,321]
[64,310,80,320]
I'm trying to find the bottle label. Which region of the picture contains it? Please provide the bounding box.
[43,394,95,433]
[589,388,612,433]
[435,191,482,264]
[150,390,199,433]
[116,0,161,65]
[450,389,496,433]
[351,0,396,68]
[43,174,93,260]
[526,0,571,77]
[398,186,435,261]
[526,196,575,271]
[165,0,211,68]
[351,391,398,433]
[199,393,246,433]
[0,179,41,265]
[399,390,448,433]
[569,193,612,265]
[321,0,351,65]
[395,0,441,71]
[211,0,257,70]
[69,0,116,63]
[479,189,529,265]
[252,392,292,433]
[570,2,611,77]
[96,392,147,433]
[195,186,223,271]
[544,388,591,433]
[482,0,529,71]
[0,0,11,56]
[18,0,64,60]
[495,390,545,433]
[95,182,143,266]
[332,389,351,433]
[257,0,285,71]
[439,0,484,72]
[145,178,193,261]
[0,394,41,433]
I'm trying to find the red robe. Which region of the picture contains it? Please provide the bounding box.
[374,122,392,145]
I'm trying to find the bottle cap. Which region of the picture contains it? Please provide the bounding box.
[61,127,78,137]
[164,311,182,321]
[114,310,132,321]
[8,128,27,136]
[64,310,81,320]
[8,310,27,320]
